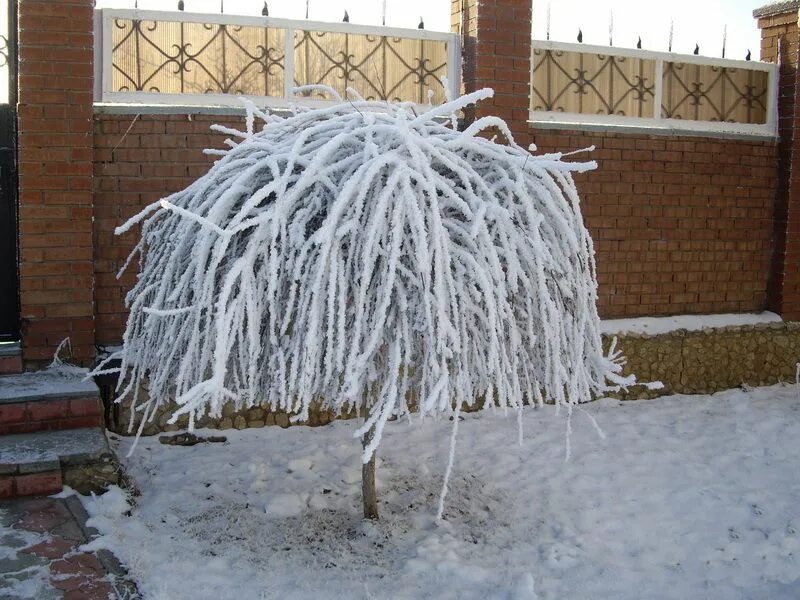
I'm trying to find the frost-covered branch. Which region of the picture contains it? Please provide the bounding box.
[101,88,632,460]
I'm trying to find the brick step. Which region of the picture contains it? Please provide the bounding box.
[0,371,103,435]
[0,428,119,498]
[0,341,21,375]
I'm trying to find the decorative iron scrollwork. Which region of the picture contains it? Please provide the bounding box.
[110,17,449,104]
[112,18,285,96]
[531,48,656,117]
[531,45,770,126]
[0,34,9,68]
[661,62,768,124]
[293,30,447,104]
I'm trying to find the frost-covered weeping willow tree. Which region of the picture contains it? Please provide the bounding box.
[101,87,631,519]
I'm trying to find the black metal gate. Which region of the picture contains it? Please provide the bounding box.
[0,0,17,342]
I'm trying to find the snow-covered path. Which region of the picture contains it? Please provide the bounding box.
[83,384,800,599]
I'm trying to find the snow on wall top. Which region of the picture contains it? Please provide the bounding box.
[600,311,782,337]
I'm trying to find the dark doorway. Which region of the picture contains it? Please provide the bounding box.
[0,0,17,342]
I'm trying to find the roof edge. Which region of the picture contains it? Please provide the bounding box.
[753,1,800,19]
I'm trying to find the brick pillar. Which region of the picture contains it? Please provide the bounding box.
[451,0,532,144]
[756,2,800,319]
[17,0,95,366]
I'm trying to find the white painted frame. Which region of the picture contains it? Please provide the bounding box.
[529,39,779,138]
[94,8,461,110]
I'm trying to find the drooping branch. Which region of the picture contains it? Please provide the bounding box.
[101,88,632,462]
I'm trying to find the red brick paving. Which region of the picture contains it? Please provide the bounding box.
[3,494,139,599]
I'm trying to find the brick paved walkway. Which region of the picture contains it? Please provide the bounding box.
[0,494,138,599]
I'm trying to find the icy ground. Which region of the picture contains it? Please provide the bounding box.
[81,384,800,599]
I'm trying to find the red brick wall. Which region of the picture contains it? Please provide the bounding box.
[93,113,240,345]
[90,112,778,344]
[533,131,777,317]
[17,0,95,366]
[757,8,800,318]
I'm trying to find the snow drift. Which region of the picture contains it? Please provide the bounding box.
[101,87,630,455]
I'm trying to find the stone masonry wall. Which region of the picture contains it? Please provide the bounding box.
[103,323,800,436]
[612,322,800,395]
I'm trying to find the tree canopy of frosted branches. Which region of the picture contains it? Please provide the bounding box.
[103,87,631,461]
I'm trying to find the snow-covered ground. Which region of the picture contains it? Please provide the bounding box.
[81,384,800,599]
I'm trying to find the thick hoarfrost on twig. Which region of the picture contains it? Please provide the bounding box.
[99,87,632,458]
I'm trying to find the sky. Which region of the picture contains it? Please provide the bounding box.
[94,0,766,60]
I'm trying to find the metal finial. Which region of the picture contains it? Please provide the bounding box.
[637,36,641,49]
[608,10,613,46]
[262,1,268,16]
[746,49,751,61]
[343,10,349,22]
[668,19,673,52]
[577,28,583,43]
[418,16,424,29]
[382,0,386,26]
[721,24,727,58]
[693,43,699,55]
[178,0,184,10]
[220,0,224,13]
[546,3,551,41]
[306,0,309,19]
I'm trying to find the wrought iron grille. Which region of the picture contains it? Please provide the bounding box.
[530,41,776,129]
[531,48,656,117]
[111,18,286,96]
[293,30,448,104]
[661,62,769,124]
[107,13,451,105]
[0,34,8,67]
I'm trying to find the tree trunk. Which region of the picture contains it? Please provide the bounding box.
[361,427,379,520]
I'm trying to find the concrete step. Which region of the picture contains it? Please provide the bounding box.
[0,341,22,374]
[0,370,103,435]
[0,427,119,498]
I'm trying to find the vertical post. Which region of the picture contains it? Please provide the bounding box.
[754,2,800,319]
[766,63,779,135]
[361,428,378,520]
[452,0,533,145]
[284,26,294,100]
[17,0,97,367]
[653,58,664,120]
[93,9,102,102]
[446,33,460,100]
[102,12,113,101]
